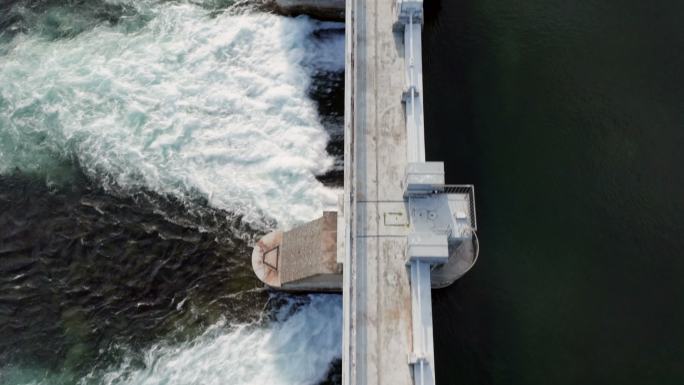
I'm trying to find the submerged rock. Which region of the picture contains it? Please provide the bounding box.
[271,0,345,21]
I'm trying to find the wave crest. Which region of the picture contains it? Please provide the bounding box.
[0,4,343,226]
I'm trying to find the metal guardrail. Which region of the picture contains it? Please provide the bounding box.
[442,184,477,231]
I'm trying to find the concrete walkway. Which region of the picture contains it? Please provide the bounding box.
[342,0,415,384]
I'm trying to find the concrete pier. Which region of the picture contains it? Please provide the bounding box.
[252,212,341,291]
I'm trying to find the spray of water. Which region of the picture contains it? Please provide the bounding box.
[89,295,342,385]
[0,1,344,227]
[0,1,345,384]
[0,296,342,385]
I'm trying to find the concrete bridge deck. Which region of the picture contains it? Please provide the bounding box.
[342,0,416,383]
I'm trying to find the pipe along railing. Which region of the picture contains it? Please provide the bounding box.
[397,1,437,385]
[397,1,480,384]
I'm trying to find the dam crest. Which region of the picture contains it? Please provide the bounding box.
[252,1,478,384]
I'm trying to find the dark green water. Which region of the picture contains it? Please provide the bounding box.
[424,0,684,384]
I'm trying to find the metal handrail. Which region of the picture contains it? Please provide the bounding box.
[442,184,477,231]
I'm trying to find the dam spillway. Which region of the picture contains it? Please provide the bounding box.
[252,0,478,384]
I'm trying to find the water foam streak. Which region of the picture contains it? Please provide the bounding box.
[0,2,343,227]
[0,3,344,384]
[92,295,342,385]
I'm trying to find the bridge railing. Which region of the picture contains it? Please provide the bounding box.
[443,184,477,231]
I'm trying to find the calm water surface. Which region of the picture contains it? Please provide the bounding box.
[424,0,684,384]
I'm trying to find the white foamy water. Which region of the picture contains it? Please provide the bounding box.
[0,295,342,385]
[0,1,344,227]
[0,3,345,384]
[95,295,342,385]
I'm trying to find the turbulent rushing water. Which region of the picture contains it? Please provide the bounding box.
[0,0,344,226]
[0,1,344,384]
